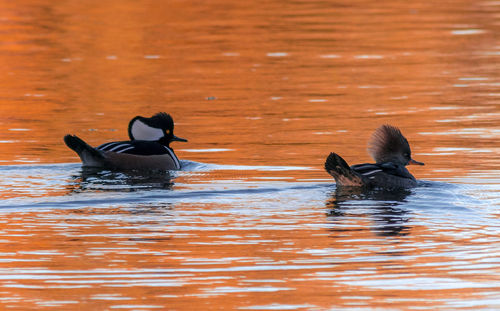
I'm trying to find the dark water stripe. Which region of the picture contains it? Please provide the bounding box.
[0,183,331,210]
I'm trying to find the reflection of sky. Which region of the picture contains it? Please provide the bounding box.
[0,163,498,310]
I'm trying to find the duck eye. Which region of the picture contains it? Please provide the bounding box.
[165,129,170,135]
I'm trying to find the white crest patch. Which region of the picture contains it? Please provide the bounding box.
[130,119,164,141]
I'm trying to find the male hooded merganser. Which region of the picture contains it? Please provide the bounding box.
[64,112,187,170]
[325,124,424,189]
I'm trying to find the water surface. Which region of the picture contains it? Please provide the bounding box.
[0,0,499,309]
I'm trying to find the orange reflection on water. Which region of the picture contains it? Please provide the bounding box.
[0,0,497,178]
[0,0,498,309]
[0,204,497,310]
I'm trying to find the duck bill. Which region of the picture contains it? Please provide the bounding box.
[409,158,424,166]
[172,135,188,142]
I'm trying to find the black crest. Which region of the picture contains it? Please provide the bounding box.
[367,125,411,163]
[128,112,175,141]
[146,113,174,130]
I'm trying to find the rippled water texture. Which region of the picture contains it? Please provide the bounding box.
[0,0,499,310]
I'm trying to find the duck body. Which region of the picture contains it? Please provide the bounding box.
[325,125,423,189]
[64,112,186,171]
[325,153,417,189]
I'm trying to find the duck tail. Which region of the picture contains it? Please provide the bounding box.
[64,135,105,167]
[324,152,364,186]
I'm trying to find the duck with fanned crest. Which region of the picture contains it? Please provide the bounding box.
[64,112,187,171]
[325,125,424,189]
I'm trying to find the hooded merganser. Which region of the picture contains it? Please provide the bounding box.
[64,112,187,170]
[325,124,424,189]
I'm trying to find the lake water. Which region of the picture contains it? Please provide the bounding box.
[0,0,499,310]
